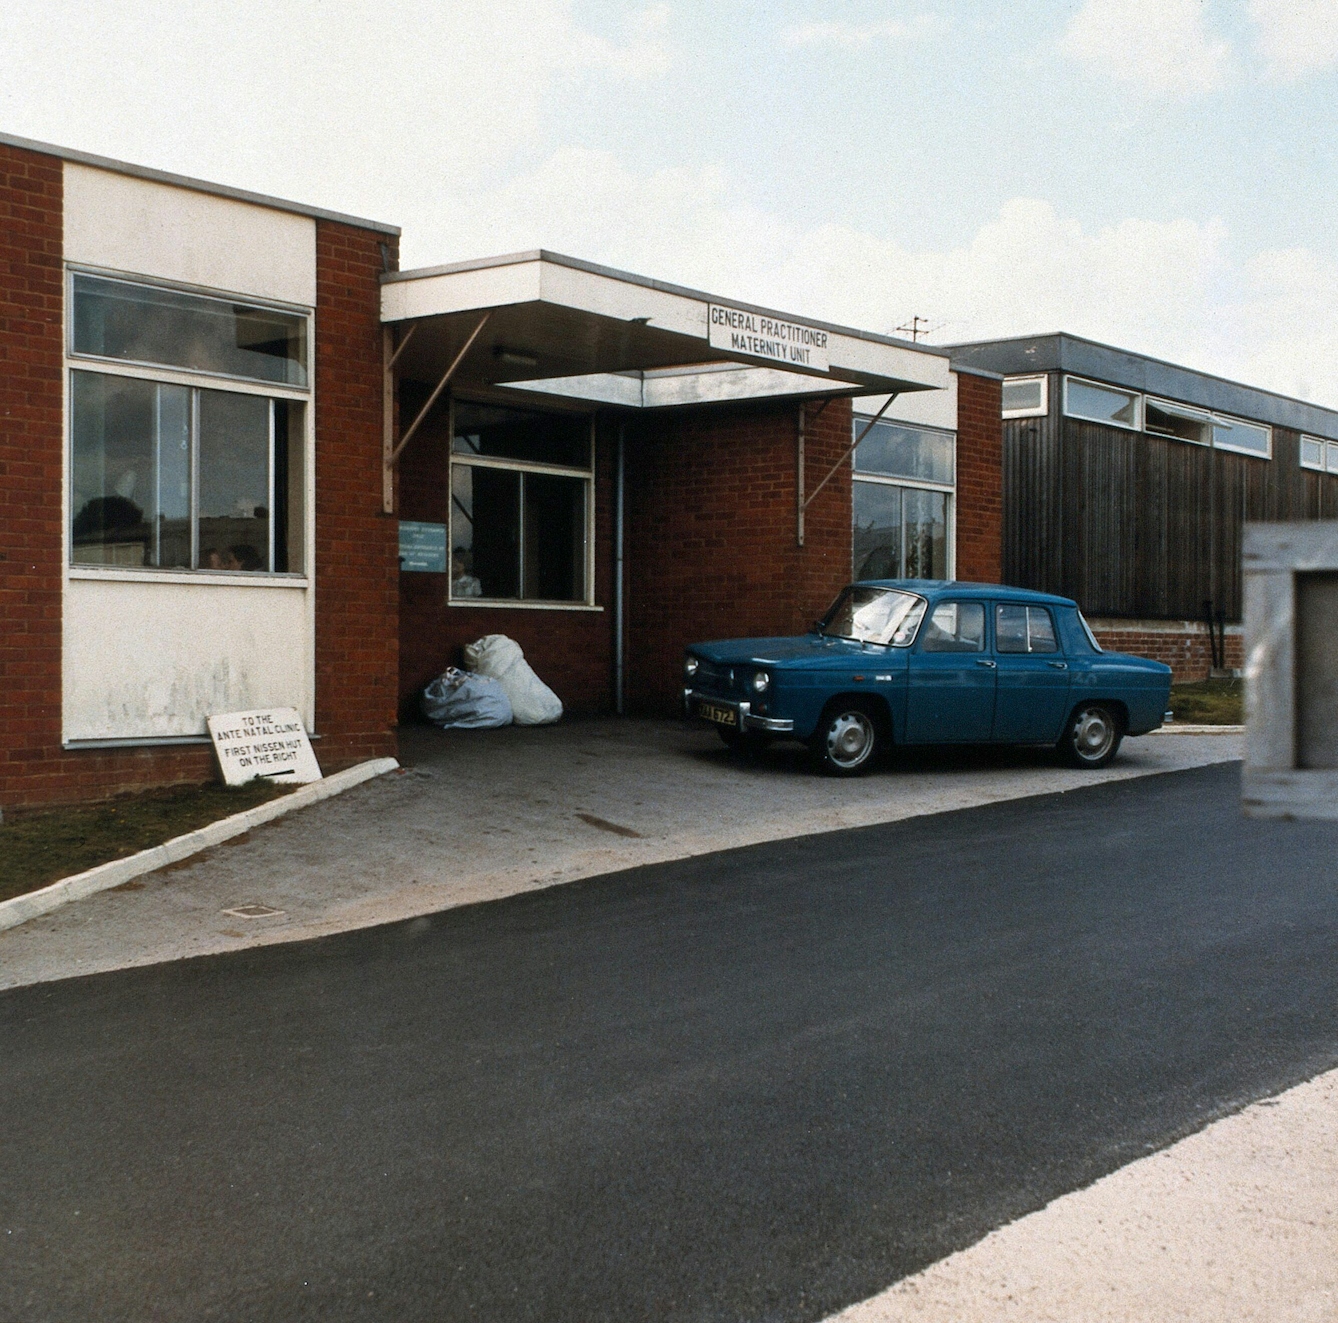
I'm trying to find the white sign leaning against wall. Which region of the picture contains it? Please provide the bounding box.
[707,305,830,372]
[207,708,323,786]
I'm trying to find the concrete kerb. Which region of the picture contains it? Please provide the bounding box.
[1149,724,1245,735]
[0,757,400,935]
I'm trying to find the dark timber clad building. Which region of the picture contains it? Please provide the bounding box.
[948,333,1338,679]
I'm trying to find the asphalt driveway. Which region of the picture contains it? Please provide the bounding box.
[3,762,1336,1323]
[0,718,1240,990]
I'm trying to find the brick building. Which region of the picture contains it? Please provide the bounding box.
[1,136,996,810]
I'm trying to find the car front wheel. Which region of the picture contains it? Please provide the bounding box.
[1059,703,1123,769]
[811,705,880,776]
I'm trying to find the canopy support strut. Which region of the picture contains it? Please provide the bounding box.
[800,392,898,519]
[382,312,491,512]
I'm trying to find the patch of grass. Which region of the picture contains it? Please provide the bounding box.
[1169,679,1243,726]
[0,780,294,905]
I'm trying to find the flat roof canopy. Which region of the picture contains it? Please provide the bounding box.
[381,250,950,410]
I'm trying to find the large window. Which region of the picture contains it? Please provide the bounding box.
[1145,397,1211,445]
[852,417,953,582]
[1212,414,1271,459]
[1063,376,1141,430]
[72,273,307,387]
[1002,375,1048,418]
[1065,376,1275,460]
[68,273,309,575]
[70,372,302,572]
[1300,436,1338,473]
[449,401,593,604]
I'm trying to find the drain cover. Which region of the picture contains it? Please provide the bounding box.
[221,904,285,919]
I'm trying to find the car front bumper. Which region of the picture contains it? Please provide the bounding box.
[683,688,795,733]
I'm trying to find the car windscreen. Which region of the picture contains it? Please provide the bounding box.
[821,587,926,646]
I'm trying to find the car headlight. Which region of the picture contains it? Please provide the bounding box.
[684,656,699,679]
[750,670,770,693]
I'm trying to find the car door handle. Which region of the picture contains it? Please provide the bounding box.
[975,659,997,669]
[1048,661,1068,670]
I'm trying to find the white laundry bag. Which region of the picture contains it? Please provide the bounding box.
[463,635,563,726]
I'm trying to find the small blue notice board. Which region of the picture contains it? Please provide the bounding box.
[399,521,447,573]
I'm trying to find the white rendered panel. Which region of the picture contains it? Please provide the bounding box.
[64,164,316,306]
[381,261,543,322]
[834,334,950,391]
[64,579,312,741]
[540,262,707,339]
[855,374,958,431]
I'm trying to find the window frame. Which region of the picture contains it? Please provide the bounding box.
[994,602,1061,655]
[1001,374,1049,419]
[65,266,313,585]
[446,396,598,609]
[1062,375,1143,432]
[1144,396,1212,446]
[67,267,311,391]
[851,412,957,584]
[918,600,986,653]
[1300,436,1326,472]
[1211,412,1272,460]
[851,477,956,582]
[1062,372,1275,462]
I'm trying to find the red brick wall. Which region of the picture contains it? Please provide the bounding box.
[0,144,68,809]
[624,397,853,715]
[954,369,1002,584]
[0,158,401,810]
[0,148,220,809]
[1089,620,1242,684]
[397,415,615,718]
[313,221,400,769]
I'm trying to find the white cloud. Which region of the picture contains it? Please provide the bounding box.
[1061,0,1234,96]
[434,147,1338,407]
[781,16,938,49]
[0,0,671,220]
[1248,0,1338,80]
[567,4,674,78]
[1231,247,1338,402]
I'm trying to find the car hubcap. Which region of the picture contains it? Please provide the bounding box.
[1074,708,1114,760]
[827,712,874,768]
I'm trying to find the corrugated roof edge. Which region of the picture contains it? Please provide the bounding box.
[0,129,400,236]
[384,248,951,358]
[947,331,1338,437]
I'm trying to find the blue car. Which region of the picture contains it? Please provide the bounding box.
[683,581,1172,775]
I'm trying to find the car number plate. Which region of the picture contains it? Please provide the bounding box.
[697,700,737,727]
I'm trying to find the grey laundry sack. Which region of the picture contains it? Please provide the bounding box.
[421,666,513,729]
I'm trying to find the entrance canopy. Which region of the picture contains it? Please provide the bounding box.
[381,250,951,411]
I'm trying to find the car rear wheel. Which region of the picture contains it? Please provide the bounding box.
[1059,703,1122,769]
[811,705,879,776]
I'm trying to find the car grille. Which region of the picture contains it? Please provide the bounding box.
[692,660,740,696]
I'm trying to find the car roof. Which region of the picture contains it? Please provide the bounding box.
[854,579,1078,609]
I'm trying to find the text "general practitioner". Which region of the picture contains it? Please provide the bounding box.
[707,305,830,372]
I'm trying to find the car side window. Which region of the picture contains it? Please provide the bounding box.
[920,601,985,652]
[996,604,1060,654]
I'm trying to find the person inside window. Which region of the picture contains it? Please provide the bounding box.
[452,548,482,598]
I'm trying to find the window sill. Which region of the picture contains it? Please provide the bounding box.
[68,567,310,588]
[64,733,321,750]
[447,599,604,612]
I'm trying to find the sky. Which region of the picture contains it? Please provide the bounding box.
[1,1,1334,404]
